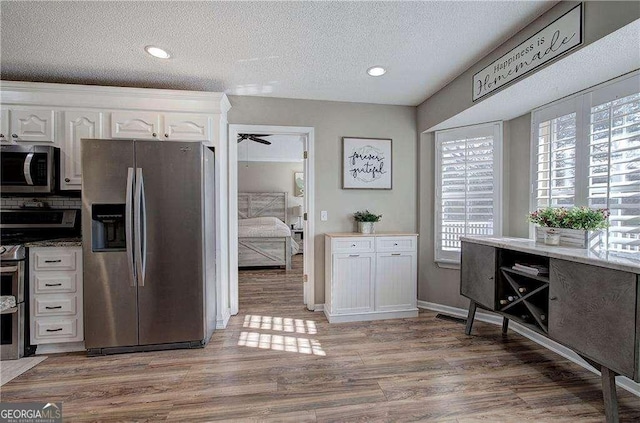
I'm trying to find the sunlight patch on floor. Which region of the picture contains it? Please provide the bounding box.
[243,314,318,334]
[238,331,326,356]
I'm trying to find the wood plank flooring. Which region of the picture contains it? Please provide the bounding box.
[1,254,639,421]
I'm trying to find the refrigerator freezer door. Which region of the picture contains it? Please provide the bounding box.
[134,141,205,345]
[82,139,138,349]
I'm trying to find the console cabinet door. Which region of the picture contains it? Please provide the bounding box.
[375,252,417,311]
[460,242,496,310]
[331,253,374,314]
[549,259,637,378]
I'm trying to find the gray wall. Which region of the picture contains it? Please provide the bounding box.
[228,96,418,304]
[237,161,303,227]
[417,1,640,133]
[418,113,531,309]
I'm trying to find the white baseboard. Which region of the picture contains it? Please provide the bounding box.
[35,342,85,355]
[216,308,231,329]
[417,300,640,397]
[324,308,418,324]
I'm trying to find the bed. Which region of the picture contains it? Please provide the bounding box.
[238,192,299,269]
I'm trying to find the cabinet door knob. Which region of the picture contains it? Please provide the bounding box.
[488,276,494,280]
[549,296,558,300]
[0,134,4,138]
[12,133,18,138]
[64,178,71,183]
[164,133,169,138]
[152,132,157,138]
[351,244,356,247]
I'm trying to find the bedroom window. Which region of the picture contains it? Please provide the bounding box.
[531,72,640,253]
[434,122,503,264]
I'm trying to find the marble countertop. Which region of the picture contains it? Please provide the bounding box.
[461,236,640,274]
[325,232,419,238]
[24,237,83,248]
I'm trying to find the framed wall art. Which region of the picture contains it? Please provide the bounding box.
[342,137,392,189]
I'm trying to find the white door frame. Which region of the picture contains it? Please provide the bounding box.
[228,124,315,314]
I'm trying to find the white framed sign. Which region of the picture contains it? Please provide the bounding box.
[473,3,583,102]
[342,137,392,189]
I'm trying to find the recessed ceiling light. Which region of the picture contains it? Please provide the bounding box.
[367,66,386,77]
[145,46,171,59]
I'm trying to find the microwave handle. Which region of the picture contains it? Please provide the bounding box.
[23,152,34,185]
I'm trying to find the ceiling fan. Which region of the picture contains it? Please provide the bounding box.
[237,133,272,145]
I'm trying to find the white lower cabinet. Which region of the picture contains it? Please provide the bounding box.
[29,247,84,346]
[325,234,418,323]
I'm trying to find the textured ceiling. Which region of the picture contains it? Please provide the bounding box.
[0,1,554,106]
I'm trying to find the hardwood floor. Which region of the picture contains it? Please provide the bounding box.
[1,254,638,421]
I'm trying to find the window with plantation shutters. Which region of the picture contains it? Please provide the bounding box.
[435,122,503,263]
[588,91,640,253]
[531,72,640,254]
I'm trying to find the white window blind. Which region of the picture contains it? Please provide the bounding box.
[535,112,577,208]
[435,122,503,263]
[588,92,640,252]
[532,72,640,253]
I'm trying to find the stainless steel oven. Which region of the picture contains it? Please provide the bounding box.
[1,246,26,360]
[0,145,59,194]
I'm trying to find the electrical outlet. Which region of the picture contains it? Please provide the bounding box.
[321,211,328,221]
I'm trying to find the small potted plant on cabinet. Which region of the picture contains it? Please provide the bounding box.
[353,210,382,234]
[528,206,609,248]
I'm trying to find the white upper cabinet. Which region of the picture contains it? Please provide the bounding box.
[62,111,103,190]
[163,114,210,141]
[0,108,9,144]
[9,109,55,143]
[110,112,161,139]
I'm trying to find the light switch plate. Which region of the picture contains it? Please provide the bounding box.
[321,211,328,221]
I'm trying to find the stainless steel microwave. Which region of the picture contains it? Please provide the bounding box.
[0,145,59,194]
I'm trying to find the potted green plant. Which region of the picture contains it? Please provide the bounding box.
[353,210,382,234]
[528,207,609,248]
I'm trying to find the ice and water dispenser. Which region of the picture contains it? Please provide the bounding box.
[91,204,126,251]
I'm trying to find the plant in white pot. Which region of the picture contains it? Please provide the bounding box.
[528,206,609,248]
[353,210,382,234]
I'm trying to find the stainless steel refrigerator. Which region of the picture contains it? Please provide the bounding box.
[81,139,216,355]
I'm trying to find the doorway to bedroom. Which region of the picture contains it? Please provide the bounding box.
[229,125,315,315]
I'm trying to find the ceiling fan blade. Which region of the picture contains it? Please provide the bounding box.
[249,135,272,145]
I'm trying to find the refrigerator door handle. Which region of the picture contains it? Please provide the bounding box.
[135,168,147,287]
[126,167,136,287]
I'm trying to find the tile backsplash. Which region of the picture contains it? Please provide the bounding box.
[1,195,82,210]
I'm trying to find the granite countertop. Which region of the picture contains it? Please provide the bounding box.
[325,232,419,238]
[24,237,83,248]
[461,236,640,274]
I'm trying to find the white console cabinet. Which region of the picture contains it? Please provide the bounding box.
[29,246,84,347]
[324,233,418,323]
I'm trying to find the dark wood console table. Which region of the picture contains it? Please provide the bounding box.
[460,236,640,423]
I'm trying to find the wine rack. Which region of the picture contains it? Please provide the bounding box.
[496,250,550,334]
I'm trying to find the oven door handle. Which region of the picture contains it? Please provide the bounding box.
[0,266,18,273]
[23,152,34,185]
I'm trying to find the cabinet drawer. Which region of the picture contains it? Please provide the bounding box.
[33,250,77,271]
[32,317,79,343]
[331,237,374,253]
[34,295,78,317]
[376,236,417,252]
[34,272,77,294]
